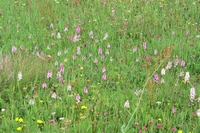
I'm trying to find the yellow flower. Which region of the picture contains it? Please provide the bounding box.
[158,118,162,121]
[17,127,22,131]
[18,118,24,123]
[81,105,87,109]
[39,100,44,103]
[178,130,183,133]
[80,113,83,116]
[174,84,177,86]
[80,67,83,70]
[98,83,100,85]
[37,119,44,124]
[15,117,19,122]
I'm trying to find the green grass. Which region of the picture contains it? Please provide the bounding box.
[0,0,200,132]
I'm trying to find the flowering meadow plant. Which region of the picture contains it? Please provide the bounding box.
[0,0,199,132]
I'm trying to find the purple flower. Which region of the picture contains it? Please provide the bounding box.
[76,95,81,102]
[89,31,93,39]
[98,47,102,54]
[84,87,88,94]
[76,26,80,33]
[186,30,190,35]
[181,60,185,67]
[102,66,106,73]
[171,127,176,132]
[142,42,146,50]
[42,82,47,89]
[50,23,54,29]
[60,63,64,73]
[102,74,107,80]
[172,107,177,113]
[67,84,72,91]
[82,56,86,61]
[47,70,52,78]
[12,46,17,53]
[101,54,105,60]
[154,74,159,82]
[165,61,172,70]
[50,119,55,123]
[133,46,137,52]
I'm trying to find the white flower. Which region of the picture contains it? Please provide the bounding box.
[161,68,165,75]
[18,71,22,81]
[184,72,190,83]
[51,92,57,99]
[124,100,130,108]
[197,109,200,116]
[57,32,61,39]
[1,108,5,112]
[156,101,161,105]
[29,99,34,105]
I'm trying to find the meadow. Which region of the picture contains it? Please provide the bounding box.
[0,0,200,132]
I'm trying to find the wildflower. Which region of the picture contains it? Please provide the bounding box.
[107,43,110,48]
[57,51,61,56]
[12,46,17,53]
[184,72,190,83]
[149,120,153,125]
[80,67,83,70]
[64,27,68,32]
[154,49,158,55]
[18,71,22,81]
[105,49,109,55]
[15,117,19,122]
[59,117,64,120]
[196,109,200,116]
[50,23,53,28]
[102,74,107,80]
[143,126,147,130]
[1,108,5,112]
[77,46,81,55]
[178,130,183,133]
[154,74,159,82]
[60,63,64,73]
[67,84,72,91]
[157,123,162,127]
[50,119,55,123]
[156,101,161,105]
[102,66,106,73]
[161,68,165,75]
[98,47,102,54]
[186,30,190,35]
[172,31,175,35]
[134,122,138,126]
[76,95,81,102]
[165,61,172,70]
[84,87,88,94]
[101,54,104,60]
[81,105,87,109]
[19,118,24,123]
[158,118,162,121]
[172,107,177,113]
[190,88,195,102]
[47,70,52,78]
[171,127,176,132]
[42,82,47,89]
[72,54,77,60]
[57,32,61,39]
[161,78,165,84]
[142,42,146,50]
[124,100,130,108]
[82,56,86,61]
[76,26,80,33]
[133,46,137,52]
[103,32,108,40]
[51,92,57,99]
[181,60,185,67]
[17,127,23,131]
[37,119,44,124]
[89,31,93,39]
[138,130,142,133]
